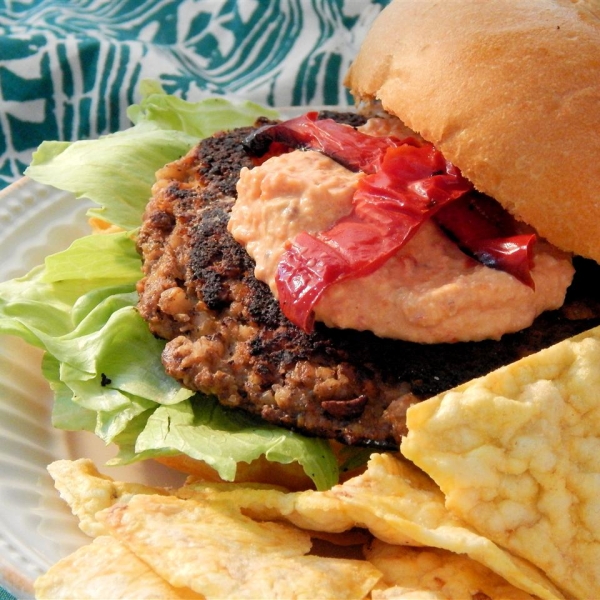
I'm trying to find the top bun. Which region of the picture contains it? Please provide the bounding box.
[346,0,600,262]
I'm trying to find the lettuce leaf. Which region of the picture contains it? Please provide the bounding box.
[24,82,278,231]
[126,400,337,488]
[127,79,279,137]
[0,86,342,490]
[25,123,196,231]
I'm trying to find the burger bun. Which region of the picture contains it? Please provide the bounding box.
[346,0,600,262]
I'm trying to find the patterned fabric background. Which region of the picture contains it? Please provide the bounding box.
[0,0,392,189]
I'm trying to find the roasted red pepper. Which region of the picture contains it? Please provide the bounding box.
[244,112,403,173]
[434,195,536,287]
[244,113,537,333]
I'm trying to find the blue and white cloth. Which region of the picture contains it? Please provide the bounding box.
[0,0,391,190]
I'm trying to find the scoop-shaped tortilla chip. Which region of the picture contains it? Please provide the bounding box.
[34,535,203,599]
[48,458,167,537]
[402,325,600,600]
[366,539,537,600]
[177,479,355,533]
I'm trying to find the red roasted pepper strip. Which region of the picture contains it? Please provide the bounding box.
[434,195,536,288]
[244,112,403,173]
[468,235,537,287]
[276,143,473,331]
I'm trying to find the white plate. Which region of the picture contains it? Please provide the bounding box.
[0,178,188,599]
[0,177,89,599]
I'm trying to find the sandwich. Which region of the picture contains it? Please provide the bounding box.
[1,0,599,494]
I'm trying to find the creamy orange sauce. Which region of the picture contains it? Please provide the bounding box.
[229,122,575,343]
[230,150,360,285]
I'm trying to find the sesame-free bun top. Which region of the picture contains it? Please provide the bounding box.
[346,0,600,262]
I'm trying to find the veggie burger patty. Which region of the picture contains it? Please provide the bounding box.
[136,111,600,450]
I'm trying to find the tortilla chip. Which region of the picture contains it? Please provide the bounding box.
[177,480,355,533]
[88,217,123,235]
[34,535,203,599]
[47,458,167,537]
[402,326,600,600]
[330,453,565,600]
[97,494,381,600]
[366,539,536,599]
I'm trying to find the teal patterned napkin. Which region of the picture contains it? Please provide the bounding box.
[0,588,15,600]
[0,589,15,600]
[0,0,391,190]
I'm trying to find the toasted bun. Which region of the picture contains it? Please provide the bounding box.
[155,454,316,491]
[155,441,367,492]
[346,0,600,262]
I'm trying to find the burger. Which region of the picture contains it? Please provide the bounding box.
[2,0,600,492]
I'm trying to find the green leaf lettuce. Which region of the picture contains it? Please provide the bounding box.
[0,84,341,490]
